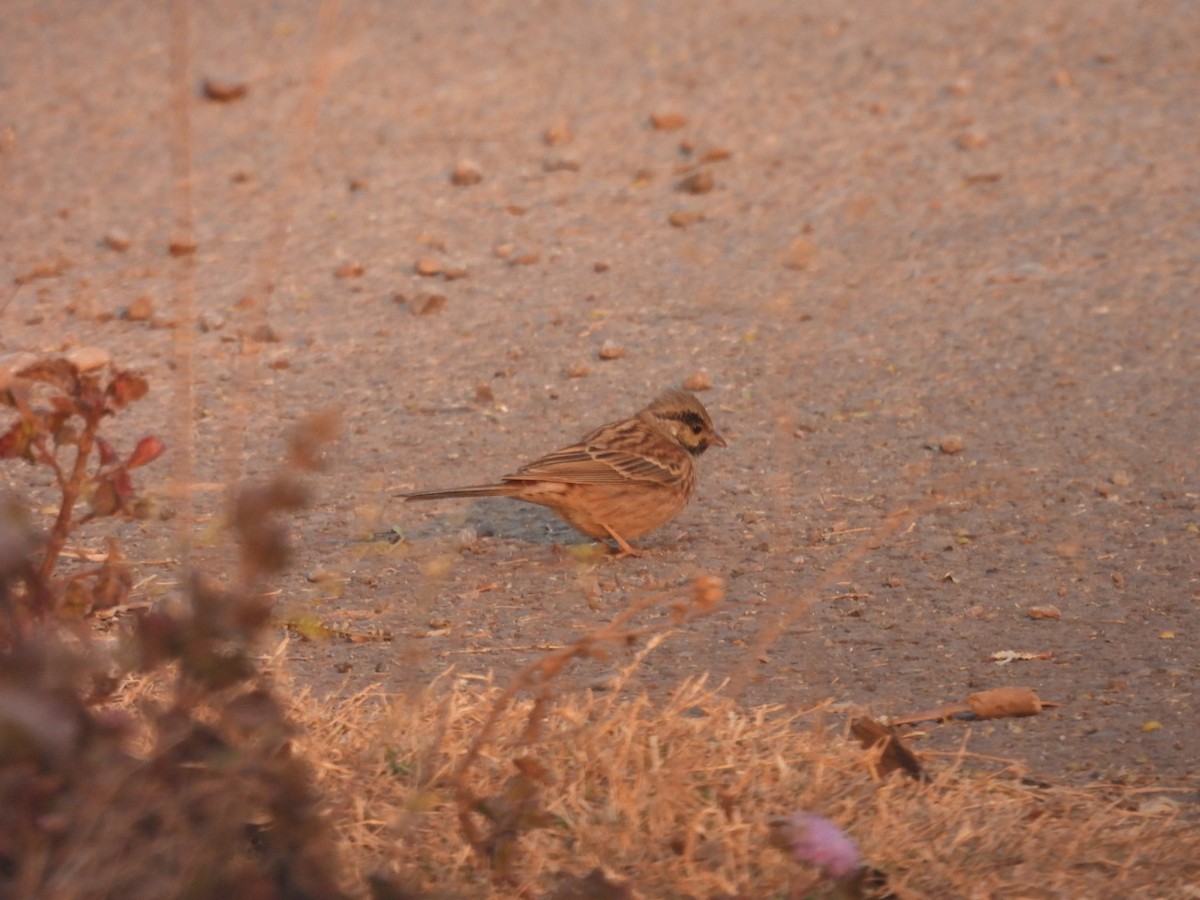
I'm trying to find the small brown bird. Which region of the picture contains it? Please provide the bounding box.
[401,389,725,555]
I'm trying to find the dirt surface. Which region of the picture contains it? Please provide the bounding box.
[3,0,1197,791]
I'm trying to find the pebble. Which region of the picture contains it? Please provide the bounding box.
[65,346,110,372]
[780,237,815,270]
[412,294,446,315]
[566,363,590,378]
[508,251,540,266]
[676,169,714,194]
[450,160,483,186]
[938,435,966,454]
[682,370,712,391]
[335,261,365,278]
[123,295,154,322]
[168,239,197,256]
[198,311,225,332]
[201,76,248,102]
[251,323,280,343]
[1027,605,1062,620]
[598,341,626,360]
[593,261,610,273]
[650,111,688,131]
[696,145,732,164]
[542,155,581,172]
[103,229,132,252]
[668,210,704,228]
[544,120,573,145]
[442,266,469,280]
[956,129,988,150]
[414,257,442,277]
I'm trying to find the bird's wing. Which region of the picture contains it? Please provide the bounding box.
[503,433,686,487]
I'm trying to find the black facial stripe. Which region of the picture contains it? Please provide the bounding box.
[663,410,708,431]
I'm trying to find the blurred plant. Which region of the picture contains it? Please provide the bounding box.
[769,811,869,899]
[0,356,165,633]
[454,575,725,884]
[0,400,349,898]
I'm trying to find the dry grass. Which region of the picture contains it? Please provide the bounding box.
[294,664,1200,898]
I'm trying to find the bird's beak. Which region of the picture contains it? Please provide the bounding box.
[711,429,728,448]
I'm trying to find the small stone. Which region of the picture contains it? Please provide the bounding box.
[335,261,365,279]
[412,293,446,315]
[492,243,515,259]
[168,239,197,256]
[542,155,581,172]
[1111,471,1132,487]
[123,295,154,322]
[414,257,442,277]
[198,311,225,332]
[450,160,483,186]
[682,370,712,391]
[474,383,495,403]
[268,355,290,370]
[593,261,610,273]
[938,435,966,455]
[443,266,468,280]
[103,229,132,252]
[455,527,479,551]
[677,169,714,194]
[668,210,704,228]
[946,78,973,97]
[544,119,573,145]
[780,237,815,270]
[566,363,590,378]
[64,346,110,372]
[598,341,626,361]
[1027,605,1062,620]
[508,251,540,266]
[650,111,688,131]
[1052,69,1073,88]
[956,129,988,150]
[697,145,732,164]
[201,76,248,102]
[251,323,280,343]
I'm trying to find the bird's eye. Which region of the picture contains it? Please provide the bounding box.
[690,423,703,434]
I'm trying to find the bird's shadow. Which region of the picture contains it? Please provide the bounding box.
[393,497,589,551]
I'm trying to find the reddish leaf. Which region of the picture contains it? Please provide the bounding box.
[126,435,166,469]
[113,467,133,502]
[96,436,119,466]
[15,358,80,394]
[105,370,149,410]
[88,479,121,518]
[0,421,32,460]
[89,470,133,519]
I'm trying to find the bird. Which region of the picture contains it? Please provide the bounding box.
[399,388,726,556]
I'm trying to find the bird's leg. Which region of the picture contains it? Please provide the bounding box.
[602,525,643,558]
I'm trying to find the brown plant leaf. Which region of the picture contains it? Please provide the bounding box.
[105,370,149,410]
[126,434,167,469]
[96,436,120,467]
[850,717,924,780]
[0,420,33,460]
[16,358,80,395]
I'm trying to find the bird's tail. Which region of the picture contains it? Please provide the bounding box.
[400,483,514,502]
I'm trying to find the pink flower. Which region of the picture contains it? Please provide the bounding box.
[776,812,862,881]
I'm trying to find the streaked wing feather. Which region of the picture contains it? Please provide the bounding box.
[504,433,685,487]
